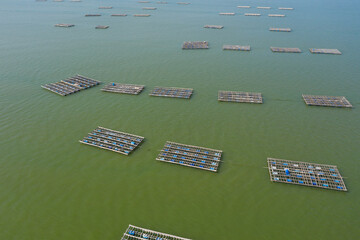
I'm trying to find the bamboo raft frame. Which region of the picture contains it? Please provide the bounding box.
[101,83,145,95]
[268,14,286,17]
[142,7,157,10]
[219,12,235,16]
[133,14,151,17]
[222,45,251,51]
[279,7,294,10]
[309,48,342,55]
[182,41,209,49]
[95,25,109,29]
[271,47,301,53]
[237,6,251,8]
[218,91,262,103]
[177,2,191,5]
[204,25,224,29]
[245,13,261,16]
[80,127,144,156]
[257,6,271,9]
[54,24,75,28]
[85,14,101,17]
[156,141,223,172]
[111,14,127,17]
[267,158,347,191]
[302,94,352,108]
[122,225,191,240]
[41,74,101,96]
[149,87,193,99]
[269,28,291,32]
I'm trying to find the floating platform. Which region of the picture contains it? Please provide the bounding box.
[99,6,113,9]
[102,83,145,95]
[267,158,347,191]
[149,87,193,99]
[257,6,271,9]
[302,94,352,108]
[95,25,109,29]
[279,7,294,10]
[218,91,262,103]
[85,14,101,17]
[222,45,250,51]
[71,0,82,2]
[268,14,285,17]
[133,14,151,17]
[204,25,224,29]
[309,48,342,55]
[271,47,301,53]
[245,13,261,16]
[177,2,191,5]
[53,0,63,2]
[54,24,75,28]
[219,12,235,16]
[111,14,127,17]
[237,6,251,8]
[157,1,168,4]
[269,28,291,32]
[41,74,101,96]
[182,41,208,49]
[143,7,157,10]
[80,127,144,156]
[156,141,223,172]
[122,225,191,240]
[138,1,150,3]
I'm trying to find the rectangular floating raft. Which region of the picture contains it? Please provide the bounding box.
[138,1,150,3]
[218,91,262,103]
[268,14,285,17]
[204,25,223,29]
[257,6,271,9]
[237,6,251,8]
[133,14,151,17]
[302,94,352,108]
[54,24,75,27]
[177,2,191,4]
[269,28,291,32]
[111,14,127,17]
[95,25,109,29]
[267,158,347,191]
[122,225,191,240]
[279,7,294,10]
[149,87,193,99]
[98,6,113,9]
[101,83,145,95]
[85,14,101,17]
[80,127,144,156]
[157,1,168,4]
[157,141,223,172]
[41,74,101,96]
[222,45,251,51]
[271,47,301,53]
[309,48,342,55]
[182,41,208,49]
[219,12,235,16]
[143,7,157,10]
[245,13,261,16]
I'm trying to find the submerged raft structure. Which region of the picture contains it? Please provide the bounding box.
[41,75,100,96]
[133,14,151,17]
[95,25,109,29]
[149,87,193,99]
[85,14,101,17]
[268,14,286,17]
[269,28,291,32]
[245,13,261,16]
[204,25,224,29]
[302,94,352,108]
[143,7,157,10]
[182,41,208,49]
[218,91,262,103]
[271,47,301,53]
[122,225,191,240]
[309,48,342,55]
[54,24,75,28]
[80,127,144,155]
[223,45,250,51]
[177,2,191,5]
[156,141,223,172]
[101,83,145,95]
[98,6,113,9]
[267,158,347,191]
[157,1,168,4]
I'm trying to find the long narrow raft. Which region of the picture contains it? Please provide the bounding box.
[204,25,223,29]
[41,74,101,96]
[149,87,193,99]
[222,45,250,51]
[218,91,262,103]
[182,41,209,49]
[156,141,223,172]
[54,24,75,28]
[309,48,342,55]
[269,28,291,32]
[271,47,301,53]
[267,158,347,191]
[302,94,352,108]
[219,12,235,16]
[268,14,286,17]
[122,225,191,240]
[101,83,145,95]
[245,13,261,16]
[79,127,144,155]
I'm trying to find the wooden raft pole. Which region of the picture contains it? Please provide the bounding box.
[268,14,286,17]
[218,91,262,103]
[267,158,347,191]
[54,24,75,28]
[302,94,352,108]
[269,28,292,32]
[204,25,224,29]
[222,45,251,51]
[245,13,261,16]
[101,83,145,95]
[309,48,342,55]
[156,141,223,172]
[122,225,192,240]
[182,41,209,49]
[149,87,193,99]
[271,47,301,53]
[80,127,144,156]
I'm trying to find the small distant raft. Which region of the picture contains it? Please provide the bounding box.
[98,6,113,9]
[41,74,100,96]
[182,41,208,49]
[219,12,235,16]
[95,25,109,29]
[222,45,250,51]
[309,48,342,55]
[102,83,145,95]
[177,2,191,5]
[218,91,262,103]
[268,14,285,17]
[138,1,150,3]
[157,1,168,4]
[245,13,261,16]
[80,127,144,156]
[267,158,347,191]
[302,94,352,108]
[133,14,151,17]
[204,25,223,29]
[271,47,301,53]
[257,6,271,9]
[269,28,291,32]
[54,24,75,28]
[122,224,191,240]
[150,87,193,99]
[111,14,127,17]
[237,6,251,8]
[279,7,294,10]
[157,141,223,172]
[142,7,157,10]
[85,14,101,17]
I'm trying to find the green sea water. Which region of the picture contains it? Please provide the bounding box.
[1,0,360,239]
